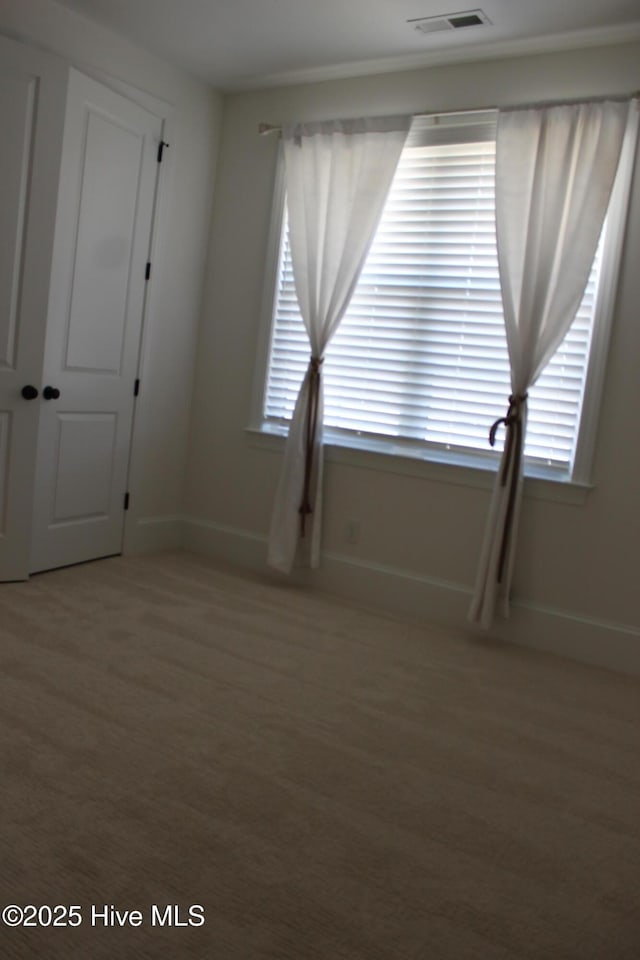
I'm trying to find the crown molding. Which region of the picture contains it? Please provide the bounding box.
[224,22,640,92]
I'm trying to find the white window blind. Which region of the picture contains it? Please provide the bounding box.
[264,113,602,474]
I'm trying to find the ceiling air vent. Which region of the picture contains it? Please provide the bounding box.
[409,9,491,35]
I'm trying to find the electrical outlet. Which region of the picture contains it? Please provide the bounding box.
[345,519,360,544]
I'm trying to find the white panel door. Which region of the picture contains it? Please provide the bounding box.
[0,37,68,580]
[30,69,162,573]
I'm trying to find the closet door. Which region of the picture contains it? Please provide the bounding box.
[0,37,67,580]
[30,70,162,574]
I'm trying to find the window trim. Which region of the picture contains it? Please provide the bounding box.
[569,105,639,483]
[245,422,592,505]
[250,107,638,493]
[250,144,287,431]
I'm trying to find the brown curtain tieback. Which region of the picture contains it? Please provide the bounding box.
[489,393,528,584]
[298,355,324,537]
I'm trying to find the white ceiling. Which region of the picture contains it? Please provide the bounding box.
[55,0,640,90]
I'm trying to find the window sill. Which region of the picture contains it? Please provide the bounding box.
[245,424,592,506]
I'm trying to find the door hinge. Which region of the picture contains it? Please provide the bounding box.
[134,378,140,397]
[145,262,151,280]
[157,140,169,163]
[124,492,130,511]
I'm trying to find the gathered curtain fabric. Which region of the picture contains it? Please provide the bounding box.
[268,116,410,574]
[469,99,631,628]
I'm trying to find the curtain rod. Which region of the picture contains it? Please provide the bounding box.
[258,90,640,135]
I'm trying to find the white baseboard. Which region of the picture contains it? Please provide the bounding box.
[500,601,640,677]
[183,516,267,570]
[182,515,640,677]
[123,514,185,555]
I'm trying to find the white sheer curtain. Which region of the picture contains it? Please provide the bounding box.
[268,116,410,574]
[469,99,631,628]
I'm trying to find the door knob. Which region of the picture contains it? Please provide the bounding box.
[43,386,61,400]
[21,385,39,400]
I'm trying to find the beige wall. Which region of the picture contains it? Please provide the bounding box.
[186,41,640,664]
[2,2,636,668]
[0,0,223,535]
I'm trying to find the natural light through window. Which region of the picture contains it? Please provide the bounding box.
[263,112,604,478]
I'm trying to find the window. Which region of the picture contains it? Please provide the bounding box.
[257,110,627,483]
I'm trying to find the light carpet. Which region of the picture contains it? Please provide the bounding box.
[0,551,639,959]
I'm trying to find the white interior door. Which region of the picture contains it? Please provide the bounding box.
[0,37,68,580]
[30,69,162,574]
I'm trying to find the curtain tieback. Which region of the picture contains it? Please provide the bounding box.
[299,355,324,536]
[489,393,528,584]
